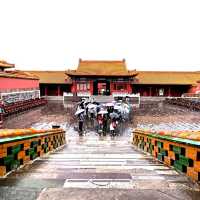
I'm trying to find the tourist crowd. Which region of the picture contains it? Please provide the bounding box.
[75,97,131,136]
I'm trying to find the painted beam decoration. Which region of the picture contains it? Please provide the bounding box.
[0,128,66,176]
[133,129,200,182]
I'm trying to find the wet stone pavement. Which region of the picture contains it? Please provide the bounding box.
[1,101,200,200]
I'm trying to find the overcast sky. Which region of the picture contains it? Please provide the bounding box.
[0,0,200,71]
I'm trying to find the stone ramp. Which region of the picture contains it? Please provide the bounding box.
[0,135,199,200]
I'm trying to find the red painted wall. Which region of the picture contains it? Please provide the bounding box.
[188,86,196,94]
[0,77,39,90]
[188,84,200,94]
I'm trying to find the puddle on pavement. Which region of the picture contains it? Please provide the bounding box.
[3,101,200,134]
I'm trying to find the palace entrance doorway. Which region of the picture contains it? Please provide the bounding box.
[93,80,110,95]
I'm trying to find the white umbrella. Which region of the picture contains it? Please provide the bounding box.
[75,109,85,115]
[114,105,122,110]
[110,112,119,119]
[124,107,130,114]
[98,110,108,114]
[106,102,114,107]
[87,104,97,109]
[88,108,96,114]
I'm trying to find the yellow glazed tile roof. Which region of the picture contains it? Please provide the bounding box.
[24,71,71,84]
[66,59,137,76]
[0,59,15,68]
[20,70,200,85]
[0,70,39,80]
[135,71,200,85]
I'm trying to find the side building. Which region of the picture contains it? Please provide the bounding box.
[23,71,72,96]
[133,71,200,96]
[0,60,40,104]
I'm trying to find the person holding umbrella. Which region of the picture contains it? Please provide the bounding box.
[105,102,114,115]
[97,109,108,136]
[87,103,97,129]
[110,118,118,137]
[102,112,108,136]
[75,108,85,136]
[109,110,120,137]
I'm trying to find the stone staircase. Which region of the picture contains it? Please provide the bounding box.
[1,130,198,200]
[92,95,114,103]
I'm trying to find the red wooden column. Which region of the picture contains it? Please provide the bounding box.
[90,80,93,95]
[57,85,61,96]
[71,82,74,93]
[71,80,77,94]
[127,83,132,94]
[45,86,48,96]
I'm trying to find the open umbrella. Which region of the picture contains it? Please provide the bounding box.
[75,109,85,115]
[110,112,119,119]
[106,102,114,107]
[114,105,122,110]
[87,104,97,109]
[98,110,108,115]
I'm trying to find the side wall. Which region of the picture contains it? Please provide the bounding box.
[0,77,39,92]
[188,84,200,94]
[0,129,65,176]
[133,131,200,182]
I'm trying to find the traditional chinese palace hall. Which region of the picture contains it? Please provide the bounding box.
[25,59,200,97]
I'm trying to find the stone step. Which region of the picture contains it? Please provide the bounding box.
[37,187,199,200]
[92,95,114,103]
[3,134,198,199]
